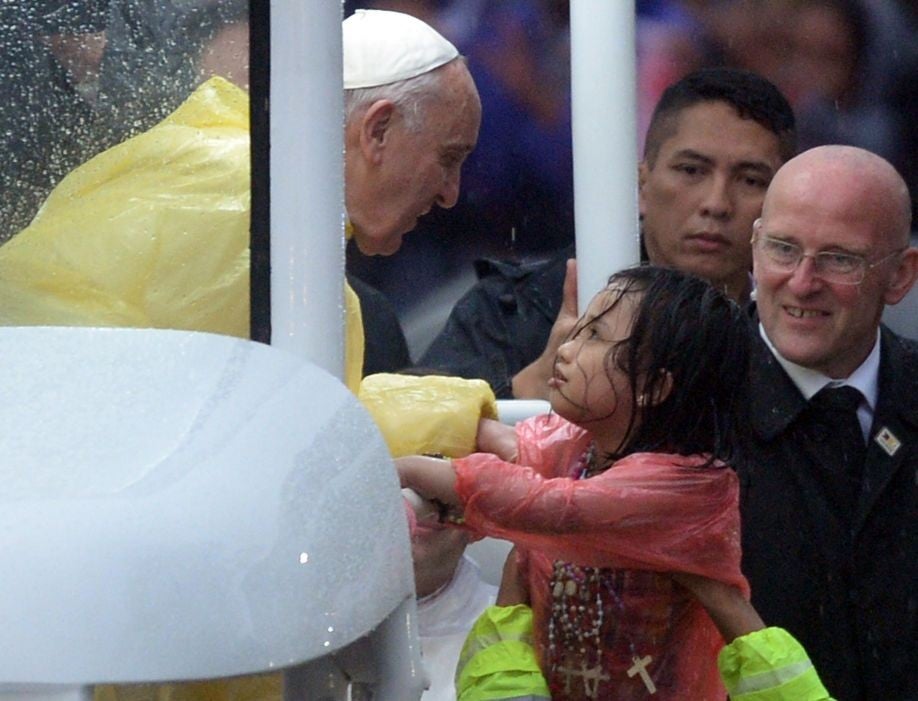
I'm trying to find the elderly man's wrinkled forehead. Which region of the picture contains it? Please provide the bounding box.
[344,57,479,136]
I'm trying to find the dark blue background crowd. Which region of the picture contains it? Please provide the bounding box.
[1,0,916,340]
[344,0,918,328]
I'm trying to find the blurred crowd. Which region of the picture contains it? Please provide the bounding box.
[346,0,918,317]
[1,0,916,324]
[0,0,248,240]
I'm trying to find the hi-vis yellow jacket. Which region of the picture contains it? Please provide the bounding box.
[456,605,836,701]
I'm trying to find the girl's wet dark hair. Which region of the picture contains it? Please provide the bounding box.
[590,265,749,465]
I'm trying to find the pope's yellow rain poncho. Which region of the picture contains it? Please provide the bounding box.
[0,76,369,389]
[0,76,496,700]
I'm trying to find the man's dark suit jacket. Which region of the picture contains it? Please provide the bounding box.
[738,325,918,701]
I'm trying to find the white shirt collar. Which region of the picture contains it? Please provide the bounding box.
[758,324,880,439]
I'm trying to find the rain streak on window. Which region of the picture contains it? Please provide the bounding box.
[0,0,249,243]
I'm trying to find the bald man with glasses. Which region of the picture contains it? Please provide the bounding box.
[739,145,918,701]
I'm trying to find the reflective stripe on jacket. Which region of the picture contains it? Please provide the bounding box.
[455,605,550,701]
[720,627,835,701]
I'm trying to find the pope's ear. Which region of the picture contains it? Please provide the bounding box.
[359,99,396,161]
[884,247,918,305]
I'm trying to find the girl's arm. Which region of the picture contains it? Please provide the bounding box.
[396,421,516,510]
[674,573,837,701]
[475,417,518,461]
[495,546,530,607]
[453,452,745,589]
[395,455,460,507]
[672,572,763,642]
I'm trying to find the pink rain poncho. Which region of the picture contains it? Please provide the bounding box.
[453,413,747,701]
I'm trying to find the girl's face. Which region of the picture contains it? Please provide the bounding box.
[548,287,641,455]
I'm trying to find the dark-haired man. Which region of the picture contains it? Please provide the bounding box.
[638,72,795,302]
[420,67,794,397]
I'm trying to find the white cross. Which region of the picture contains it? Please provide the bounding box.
[580,662,611,698]
[555,663,611,699]
[627,654,657,694]
[556,664,578,695]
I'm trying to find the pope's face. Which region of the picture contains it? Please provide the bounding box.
[348,62,481,256]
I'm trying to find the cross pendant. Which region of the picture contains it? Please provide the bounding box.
[627,654,657,694]
[555,663,610,699]
[579,662,611,698]
[555,664,578,694]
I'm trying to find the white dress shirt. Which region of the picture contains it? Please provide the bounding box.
[758,324,880,442]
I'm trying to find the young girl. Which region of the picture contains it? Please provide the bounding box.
[398,266,751,700]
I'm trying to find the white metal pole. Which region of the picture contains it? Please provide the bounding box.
[570,0,640,311]
[269,1,346,378]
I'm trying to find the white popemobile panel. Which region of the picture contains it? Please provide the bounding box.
[0,326,424,699]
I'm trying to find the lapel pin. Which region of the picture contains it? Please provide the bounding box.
[874,427,901,457]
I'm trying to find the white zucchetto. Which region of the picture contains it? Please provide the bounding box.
[343,9,459,90]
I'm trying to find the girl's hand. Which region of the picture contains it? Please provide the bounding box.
[395,455,461,507]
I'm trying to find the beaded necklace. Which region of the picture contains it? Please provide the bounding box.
[545,443,660,699]
[577,442,607,479]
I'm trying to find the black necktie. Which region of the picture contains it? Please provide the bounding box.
[807,385,866,518]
